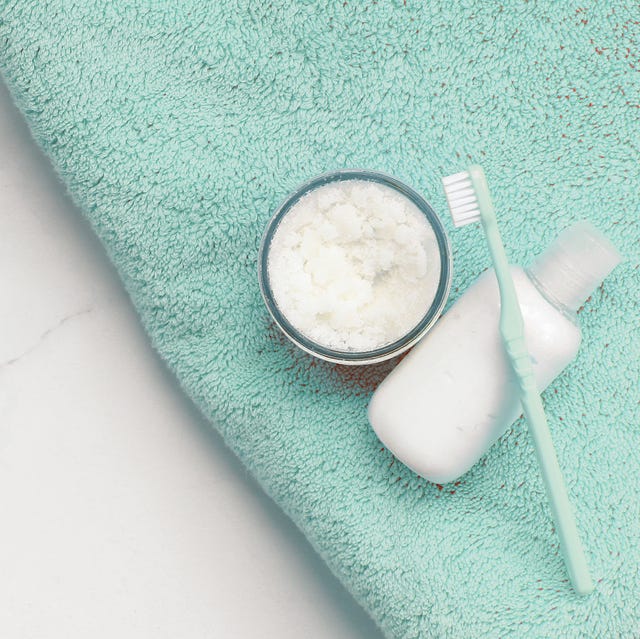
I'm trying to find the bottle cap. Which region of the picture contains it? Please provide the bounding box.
[528,220,622,312]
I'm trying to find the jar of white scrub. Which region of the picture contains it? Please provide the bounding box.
[258,170,452,365]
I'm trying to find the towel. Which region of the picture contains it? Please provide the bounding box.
[2,2,638,637]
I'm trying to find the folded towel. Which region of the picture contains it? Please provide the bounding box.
[2,2,638,636]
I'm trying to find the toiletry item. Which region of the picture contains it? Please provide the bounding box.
[368,222,621,483]
[269,181,437,350]
[258,170,451,365]
[438,168,605,595]
[370,168,619,595]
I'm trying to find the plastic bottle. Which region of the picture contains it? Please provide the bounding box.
[367,221,622,483]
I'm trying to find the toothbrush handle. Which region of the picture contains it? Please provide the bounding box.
[506,336,594,596]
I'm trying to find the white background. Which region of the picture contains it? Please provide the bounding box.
[0,77,383,639]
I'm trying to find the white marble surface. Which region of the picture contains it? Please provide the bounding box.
[0,78,383,639]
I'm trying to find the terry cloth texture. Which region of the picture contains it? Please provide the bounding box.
[1,2,639,637]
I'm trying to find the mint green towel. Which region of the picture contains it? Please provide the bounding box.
[2,2,638,636]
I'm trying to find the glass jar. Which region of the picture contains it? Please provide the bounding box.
[258,169,452,365]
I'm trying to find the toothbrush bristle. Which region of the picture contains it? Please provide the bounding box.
[442,171,481,227]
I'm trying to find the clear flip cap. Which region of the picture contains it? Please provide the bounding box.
[528,220,622,312]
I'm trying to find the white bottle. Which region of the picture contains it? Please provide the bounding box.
[368,221,621,484]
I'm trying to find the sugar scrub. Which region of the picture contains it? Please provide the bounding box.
[266,179,442,352]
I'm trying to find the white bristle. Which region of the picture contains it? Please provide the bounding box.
[441,170,470,186]
[441,170,481,227]
[448,193,477,207]
[450,201,479,215]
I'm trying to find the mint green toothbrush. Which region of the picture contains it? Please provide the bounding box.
[442,165,594,595]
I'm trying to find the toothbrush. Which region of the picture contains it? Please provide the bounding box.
[441,165,594,596]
